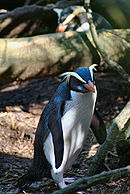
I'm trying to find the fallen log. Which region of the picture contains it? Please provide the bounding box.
[0,5,58,38]
[0,29,130,82]
[0,31,99,82]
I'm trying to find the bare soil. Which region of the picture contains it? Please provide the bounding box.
[0,73,130,193]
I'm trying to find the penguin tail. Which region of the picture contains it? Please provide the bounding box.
[15,155,52,189]
[15,169,36,189]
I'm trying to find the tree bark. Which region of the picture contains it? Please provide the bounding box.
[88,100,130,176]
[53,165,130,194]
[86,3,130,81]
[116,119,130,167]
[0,31,99,82]
[0,29,130,82]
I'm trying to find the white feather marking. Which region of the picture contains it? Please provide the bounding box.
[89,64,98,71]
[76,22,90,32]
[63,13,75,25]
[73,7,86,16]
[60,72,86,84]
[89,64,98,81]
[62,7,86,25]
[44,134,65,184]
[44,133,55,168]
[53,8,63,24]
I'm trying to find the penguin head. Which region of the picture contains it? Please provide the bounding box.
[55,6,112,33]
[60,65,97,93]
[56,6,89,32]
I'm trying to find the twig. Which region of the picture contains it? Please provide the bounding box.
[85,2,130,82]
[23,122,37,129]
[53,165,130,194]
[9,112,15,129]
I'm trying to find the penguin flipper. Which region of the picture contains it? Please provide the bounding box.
[48,104,64,169]
[91,109,107,144]
[47,82,71,170]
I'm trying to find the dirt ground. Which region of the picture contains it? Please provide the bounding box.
[0,72,130,193]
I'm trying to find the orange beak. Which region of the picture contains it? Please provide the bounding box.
[84,80,95,93]
[56,23,67,33]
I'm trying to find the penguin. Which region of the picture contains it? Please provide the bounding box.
[55,6,112,33]
[16,65,105,189]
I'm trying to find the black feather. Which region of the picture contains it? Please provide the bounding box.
[16,149,52,189]
[16,172,34,189]
[16,82,71,189]
[91,109,107,144]
[47,82,71,168]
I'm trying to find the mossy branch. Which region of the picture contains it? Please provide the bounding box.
[88,100,130,176]
[85,2,130,82]
[53,165,130,194]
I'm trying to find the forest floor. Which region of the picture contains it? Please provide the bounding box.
[0,72,130,193]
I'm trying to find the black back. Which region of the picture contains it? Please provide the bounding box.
[34,82,71,169]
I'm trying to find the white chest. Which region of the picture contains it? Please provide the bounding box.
[61,89,97,154]
[44,89,97,174]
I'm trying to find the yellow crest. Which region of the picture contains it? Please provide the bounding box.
[60,72,86,84]
[60,64,98,84]
[89,64,98,71]
[63,7,86,25]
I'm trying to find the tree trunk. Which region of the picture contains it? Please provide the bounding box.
[0,29,130,82]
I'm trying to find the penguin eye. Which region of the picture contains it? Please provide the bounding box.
[72,18,76,22]
[70,76,85,86]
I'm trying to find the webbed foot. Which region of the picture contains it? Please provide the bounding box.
[64,177,75,183]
